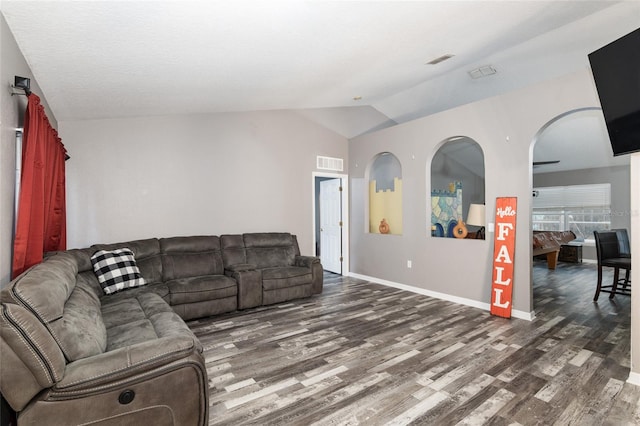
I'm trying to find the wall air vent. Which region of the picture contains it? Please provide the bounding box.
[317,156,344,172]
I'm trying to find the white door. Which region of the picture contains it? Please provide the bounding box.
[320,178,342,274]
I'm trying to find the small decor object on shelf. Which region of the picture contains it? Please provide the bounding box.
[447,219,458,238]
[453,221,468,238]
[379,218,390,234]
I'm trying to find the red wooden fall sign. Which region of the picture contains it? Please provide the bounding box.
[490,197,517,318]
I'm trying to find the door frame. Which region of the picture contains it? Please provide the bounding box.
[312,172,349,275]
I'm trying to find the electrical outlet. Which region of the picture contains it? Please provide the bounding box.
[407,260,412,268]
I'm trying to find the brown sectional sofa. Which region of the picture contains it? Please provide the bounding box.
[0,232,322,425]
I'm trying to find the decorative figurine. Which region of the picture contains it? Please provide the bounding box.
[379,218,390,234]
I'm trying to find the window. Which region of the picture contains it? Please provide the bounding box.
[532,183,611,242]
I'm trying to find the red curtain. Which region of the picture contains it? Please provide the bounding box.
[12,93,67,278]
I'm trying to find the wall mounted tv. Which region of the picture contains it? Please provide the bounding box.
[588,27,640,156]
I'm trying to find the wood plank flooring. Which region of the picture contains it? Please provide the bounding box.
[188,260,639,425]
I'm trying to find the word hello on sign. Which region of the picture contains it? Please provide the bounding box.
[490,197,517,318]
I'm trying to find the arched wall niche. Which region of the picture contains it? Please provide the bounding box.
[430,136,485,239]
[366,152,403,235]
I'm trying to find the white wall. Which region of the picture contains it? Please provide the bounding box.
[0,15,57,287]
[60,110,348,254]
[349,68,604,317]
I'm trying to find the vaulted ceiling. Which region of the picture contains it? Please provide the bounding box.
[2,1,639,170]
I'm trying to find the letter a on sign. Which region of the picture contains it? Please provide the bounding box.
[490,197,517,318]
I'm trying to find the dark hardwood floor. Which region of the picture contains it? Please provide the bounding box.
[188,261,638,425]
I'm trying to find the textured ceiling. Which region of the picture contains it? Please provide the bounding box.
[2,0,640,159]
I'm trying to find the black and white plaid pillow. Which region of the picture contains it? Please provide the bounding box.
[91,248,147,295]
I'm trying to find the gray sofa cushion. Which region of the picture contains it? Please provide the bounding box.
[106,319,158,351]
[99,282,170,304]
[166,275,237,305]
[220,234,247,267]
[49,281,107,361]
[244,233,296,268]
[160,236,225,279]
[102,292,201,353]
[262,267,312,290]
[2,253,78,322]
[101,295,166,330]
[3,253,108,362]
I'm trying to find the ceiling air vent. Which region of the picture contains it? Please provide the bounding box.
[468,65,497,79]
[426,54,455,65]
[317,156,344,172]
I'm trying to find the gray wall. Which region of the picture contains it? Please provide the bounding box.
[60,111,348,254]
[0,15,57,287]
[533,165,630,261]
[349,68,604,316]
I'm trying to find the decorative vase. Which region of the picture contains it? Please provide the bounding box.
[379,218,390,234]
[453,221,468,238]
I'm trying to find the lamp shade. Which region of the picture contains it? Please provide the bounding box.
[466,203,486,227]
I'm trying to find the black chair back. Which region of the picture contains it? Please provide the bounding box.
[594,230,621,262]
[613,228,631,258]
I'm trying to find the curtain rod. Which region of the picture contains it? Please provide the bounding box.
[11,75,70,161]
[10,75,32,96]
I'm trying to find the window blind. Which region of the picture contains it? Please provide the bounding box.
[532,183,611,209]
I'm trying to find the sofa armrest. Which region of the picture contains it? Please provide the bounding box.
[26,339,209,426]
[295,256,323,294]
[226,267,262,310]
[224,263,257,274]
[294,256,320,268]
[55,335,199,393]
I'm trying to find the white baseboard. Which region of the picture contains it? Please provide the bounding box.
[347,272,535,321]
[627,371,640,387]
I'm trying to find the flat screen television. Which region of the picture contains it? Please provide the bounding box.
[588,27,640,156]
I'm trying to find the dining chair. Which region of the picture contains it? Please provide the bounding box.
[613,228,631,257]
[593,230,631,301]
[612,228,631,289]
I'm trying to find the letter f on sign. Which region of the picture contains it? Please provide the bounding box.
[496,223,514,241]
